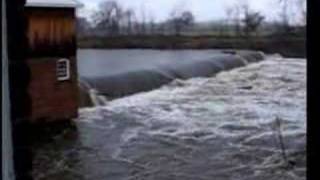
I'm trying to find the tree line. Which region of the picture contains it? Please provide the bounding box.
[77,0,306,38]
[78,0,195,37]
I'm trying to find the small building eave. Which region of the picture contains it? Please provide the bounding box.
[25,0,83,8]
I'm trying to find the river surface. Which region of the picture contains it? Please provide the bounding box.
[78,49,224,78]
[31,54,306,180]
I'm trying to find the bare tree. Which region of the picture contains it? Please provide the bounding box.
[169,10,195,36]
[93,0,123,36]
[278,0,292,33]
[123,9,135,35]
[225,7,233,36]
[241,5,265,37]
[148,12,156,35]
[225,1,264,37]
[139,4,147,35]
[77,17,92,37]
[157,21,166,36]
[225,7,233,25]
[234,5,242,36]
[181,11,195,34]
[296,0,306,26]
[225,2,245,36]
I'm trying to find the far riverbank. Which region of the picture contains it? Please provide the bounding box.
[78,35,305,58]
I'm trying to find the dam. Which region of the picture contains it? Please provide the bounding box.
[78,49,265,102]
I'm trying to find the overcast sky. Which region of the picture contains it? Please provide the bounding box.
[77,0,304,23]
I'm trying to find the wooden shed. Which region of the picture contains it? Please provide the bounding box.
[24,0,81,122]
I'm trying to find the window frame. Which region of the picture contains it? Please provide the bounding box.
[56,58,71,81]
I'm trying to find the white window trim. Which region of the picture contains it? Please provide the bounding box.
[57,58,71,81]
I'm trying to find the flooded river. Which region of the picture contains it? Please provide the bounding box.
[30,54,306,180]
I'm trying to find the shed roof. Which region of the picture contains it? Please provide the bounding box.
[26,0,82,8]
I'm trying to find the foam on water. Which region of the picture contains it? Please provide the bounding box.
[31,55,305,180]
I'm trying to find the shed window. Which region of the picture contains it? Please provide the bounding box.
[56,59,70,81]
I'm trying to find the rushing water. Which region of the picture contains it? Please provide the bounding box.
[31,55,306,180]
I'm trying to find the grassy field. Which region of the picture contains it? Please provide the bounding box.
[78,35,306,58]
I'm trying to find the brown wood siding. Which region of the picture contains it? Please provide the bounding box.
[27,57,79,122]
[26,8,76,57]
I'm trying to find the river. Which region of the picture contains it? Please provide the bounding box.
[30,52,305,180]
